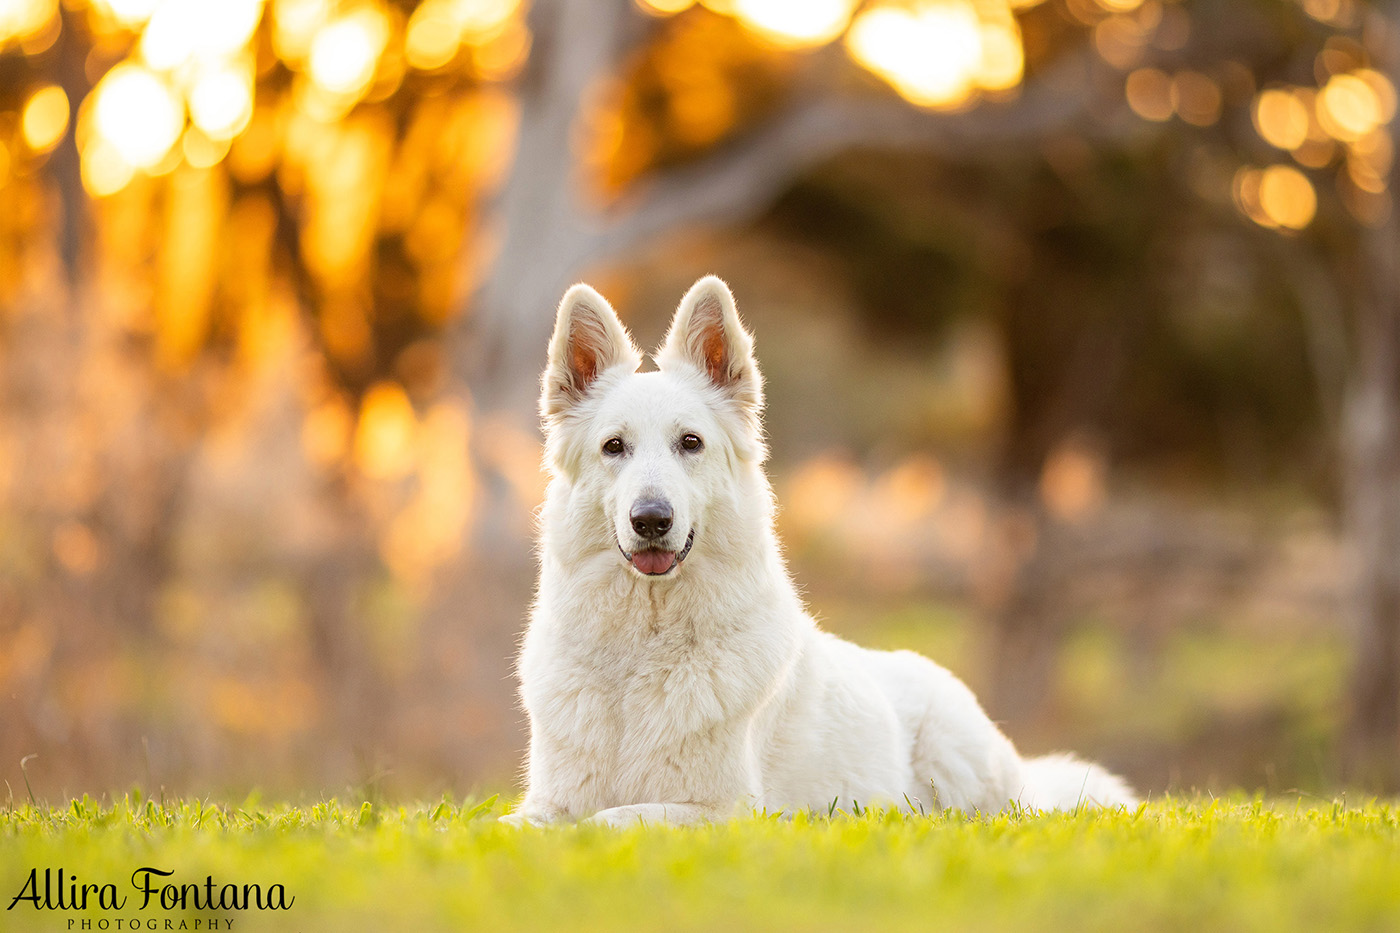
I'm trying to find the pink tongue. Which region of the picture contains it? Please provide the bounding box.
[631,550,677,575]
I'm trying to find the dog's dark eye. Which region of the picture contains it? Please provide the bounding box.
[680,433,703,452]
[602,437,625,456]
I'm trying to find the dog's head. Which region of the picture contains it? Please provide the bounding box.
[540,276,765,579]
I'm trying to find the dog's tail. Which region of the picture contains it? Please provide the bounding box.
[1018,753,1139,811]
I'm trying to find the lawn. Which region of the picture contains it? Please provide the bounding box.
[3,795,1399,932]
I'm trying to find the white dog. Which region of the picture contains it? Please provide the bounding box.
[506,276,1137,826]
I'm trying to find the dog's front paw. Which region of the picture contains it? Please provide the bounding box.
[585,804,657,827]
[498,810,557,827]
[585,803,712,827]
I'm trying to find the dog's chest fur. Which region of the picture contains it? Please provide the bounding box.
[523,573,789,806]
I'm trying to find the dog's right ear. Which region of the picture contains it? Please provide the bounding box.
[541,284,641,419]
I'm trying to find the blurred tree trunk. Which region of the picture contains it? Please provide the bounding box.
[460,0,637,416]
[1343,244,1400,788]
[49,5,89,282]
[1342,6,1400,789]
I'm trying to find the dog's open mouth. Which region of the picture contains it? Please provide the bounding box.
[618,529,695,576]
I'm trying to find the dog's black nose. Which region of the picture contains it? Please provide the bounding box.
[630,500,673,539]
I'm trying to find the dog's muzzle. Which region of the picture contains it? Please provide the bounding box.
[618,528,695,576]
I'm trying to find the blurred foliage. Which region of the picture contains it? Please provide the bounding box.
[0,0,1394,797]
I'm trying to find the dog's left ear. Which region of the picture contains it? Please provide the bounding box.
[657,275,763,413]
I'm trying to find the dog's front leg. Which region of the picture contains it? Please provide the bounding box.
[585,803,719,827]
[499,801,570,827]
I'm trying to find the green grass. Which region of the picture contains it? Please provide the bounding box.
[4,796,1399,932]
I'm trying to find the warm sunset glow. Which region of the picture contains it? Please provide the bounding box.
[733,0,855,49]
[308,9,388,97]
[847,3,986,109]
[189,65,254,139]
[21,84,69,153]
[91,63,184,171]
[1253,88,1309,151]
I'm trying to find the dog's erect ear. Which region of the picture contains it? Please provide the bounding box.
[541,284,641,419]
[657,275,763,413]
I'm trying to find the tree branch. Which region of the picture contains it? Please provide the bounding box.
[598,51,1126,256]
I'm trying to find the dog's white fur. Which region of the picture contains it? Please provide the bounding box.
[508,276,1137,826]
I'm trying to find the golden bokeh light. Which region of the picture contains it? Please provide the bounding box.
[90,63,184,171]
[272,0,329,63]
[140,0,265,71]
[1253,88,1309,151]
[1173,70,1221,126]
[1302,0,1355,26]
[1040,439,1106,523]
[1347,150,1386,194]
[847,3,986,109]
[381,401,476,586]
[0,0,56,45]
[404,0,526,71]
[1291,137,1336,170]
[1258,164,1316,229]
[1095,0,1144,12]
[454,0,523,42]
[405,3,461,71]
[354,381,418,480]
[189,65,255,140]
[472,18,531,81]
[21,84,69,153]
[303,396,354,467]
[638,0,696,12]
[1124,67,1172,122]
[81,138,137,197]
[1353,68,1398,123]
[1093,15,1148,71]
[308,8,389,98]
[976,21,1024,91]
[1235,164,1316,231]
[733,0,856,49]
[90,0,161,29]
[1317,72,1383,142]
[181,128,232,168]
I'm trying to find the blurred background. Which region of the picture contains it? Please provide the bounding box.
[1,0,1398,803]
